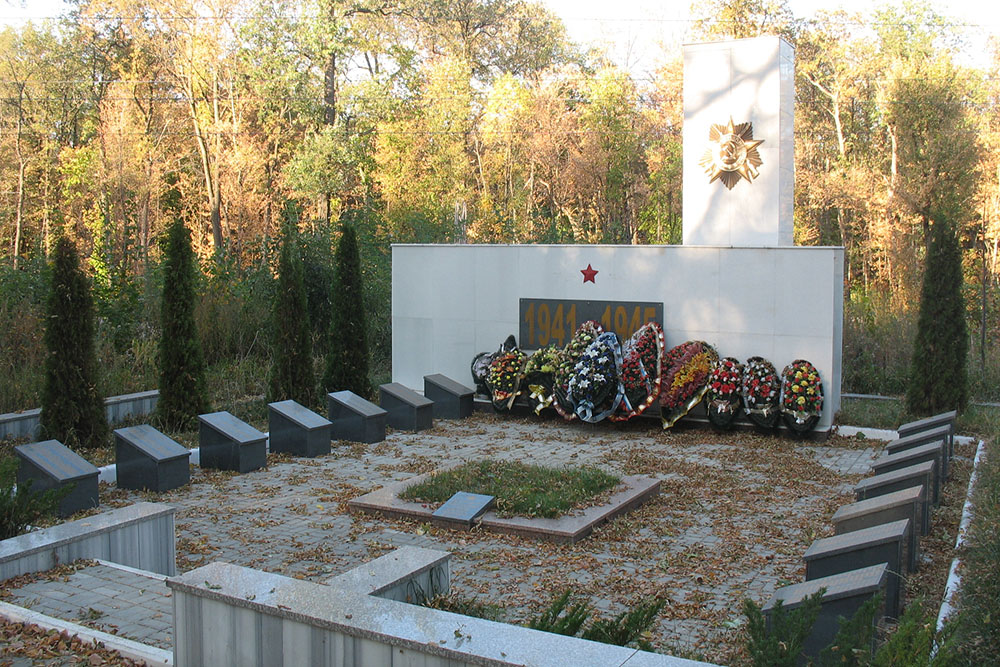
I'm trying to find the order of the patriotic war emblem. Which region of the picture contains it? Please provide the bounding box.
[699,117,764,190]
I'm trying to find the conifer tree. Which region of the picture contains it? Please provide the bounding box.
[323,219,370,397]
[268,206,315,405]
[906,217,968,415]
[40,237,109,449]
[156,217,209,429]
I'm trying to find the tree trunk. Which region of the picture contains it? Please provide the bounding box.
[13,109,25,270]
[186,74,222,253]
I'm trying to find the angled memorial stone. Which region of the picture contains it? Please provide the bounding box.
[327,391,387,444]
[115,425,190,492]
[833,485,924,571]
[14,440,99,517]
[763,563,888,660]
[804,518,910,619]
[431,492,495,528]
[379,382,433,431]
[423,374,474,420]
[855,460,934,531]
[268,400,331,458]
[871,442,943,504]
[198,411,266,473]
[897,411,956,459]
[886,425,951,480]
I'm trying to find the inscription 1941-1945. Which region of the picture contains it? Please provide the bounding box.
[519,298,663,350]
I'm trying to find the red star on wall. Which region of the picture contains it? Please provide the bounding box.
[581,264,598,283]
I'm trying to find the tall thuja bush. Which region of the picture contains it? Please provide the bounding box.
[268,208,315,405]
[157,217,209,429]
[907,217,968,415]
[39,237,109,449]
[323,219,370,397]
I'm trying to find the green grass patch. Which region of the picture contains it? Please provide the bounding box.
[837,397,1000,439]
[425,594,506,622]
[836,397,905,430]
[400,459,620,519]
[950,437,1000,663]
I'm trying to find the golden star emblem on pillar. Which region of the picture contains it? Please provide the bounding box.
[699,117,764,190]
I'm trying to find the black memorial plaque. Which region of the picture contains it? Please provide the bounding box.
[432,491,495,527]
[198,411,267,473]
[328,391,388,444]
[268,400,332,457]
[424,374,474,420]
[379,383,434,431]
[15,440,100,517]
[115,425,190,492]
[519,298,663,349]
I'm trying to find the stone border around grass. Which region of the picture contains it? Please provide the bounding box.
[348,472,660,543]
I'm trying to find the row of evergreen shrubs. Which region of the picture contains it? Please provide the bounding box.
[33,202,371,450]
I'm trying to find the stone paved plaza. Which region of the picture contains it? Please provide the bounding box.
[2,412,879,664]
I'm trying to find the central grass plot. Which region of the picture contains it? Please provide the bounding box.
[399,459,620,518]
[350,457,660,543]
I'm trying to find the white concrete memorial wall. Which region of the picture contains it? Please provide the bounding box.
[682,36,795,246]
[391,243,843,431]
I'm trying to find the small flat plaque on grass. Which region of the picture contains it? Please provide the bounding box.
[432,492,495,527]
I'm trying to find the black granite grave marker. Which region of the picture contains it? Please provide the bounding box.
[198,411,267,473]
[764,563,888,660]
[886,425,951,480]
[115,425,190,492]
[327,391,387,444]
[833,485,924,571]
[804,519,910,619]
[423,374,474,420]
[431,492,495,527]
[14,440,99,517]
[268,400,331,458]
[379,383,434,431]
[871,442,944,504]
[897,411,956,458]
[855,460,934,530]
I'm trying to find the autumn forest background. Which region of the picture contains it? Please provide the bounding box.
[1,0,999,414]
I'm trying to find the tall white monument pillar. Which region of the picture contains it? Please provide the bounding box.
[682,36,794,246]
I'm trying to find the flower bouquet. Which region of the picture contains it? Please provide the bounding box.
[486,348,527,411]
[780,359,823,434]
[705,357,744,430]
[471,334,519,396]
[741,356,781,429]
[523,345,561,415]
[553,321,604,420]
[659,340,718,428]
[612,322,665,421]
[568,331,625,423]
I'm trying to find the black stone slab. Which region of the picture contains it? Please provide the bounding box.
[14,440,99,517]
[114,425,190,492]
[886,425,951,480]
[897,411,956,458]
[833,485,924,571]
[198,411,267,473]
[872,442,943,504]
[423,374,474,420]
[268,400,331,458]
[804,519,909,619]
[379,383,434,431]
[431,492,495,528]
[763,563,887,660]
[855,460,934,532]
[327,391,387,444]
